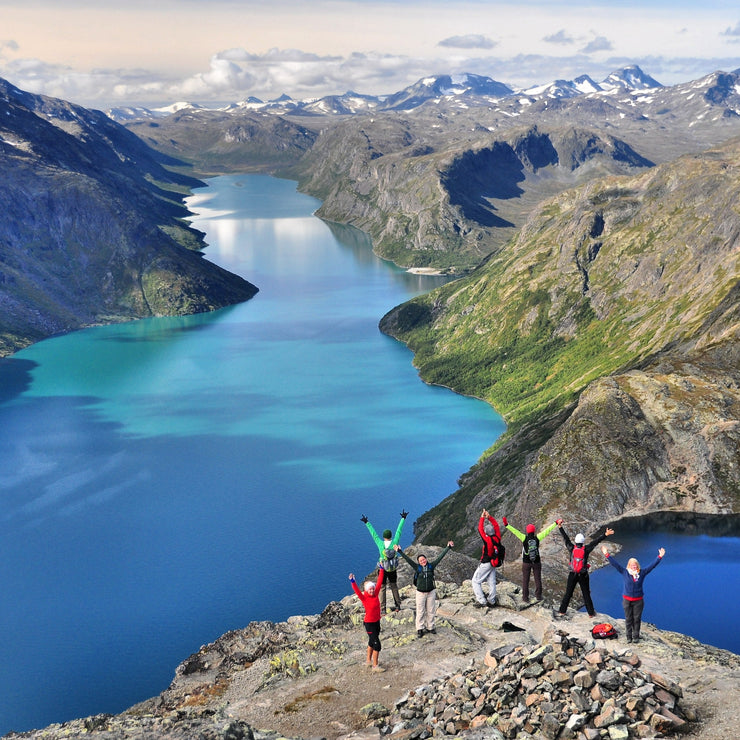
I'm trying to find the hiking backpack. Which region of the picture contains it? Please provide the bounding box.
[570,544,586,573]
[524,534,540,562]
[591,622,618,639]
[490,539,506,568]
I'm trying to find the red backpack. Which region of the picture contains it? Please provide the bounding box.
[592,622,618,639]
[570,544,586,573]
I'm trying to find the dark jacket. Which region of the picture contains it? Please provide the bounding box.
[398,546,451,592]
[559,527,608,573]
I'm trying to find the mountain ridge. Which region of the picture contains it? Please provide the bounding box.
[0,78,258,356]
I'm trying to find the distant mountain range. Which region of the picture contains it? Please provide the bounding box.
[108,65,678,121]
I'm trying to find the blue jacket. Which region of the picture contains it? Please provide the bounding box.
[606,554,662,599]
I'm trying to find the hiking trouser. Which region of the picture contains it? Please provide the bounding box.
[622,597,645,639]
[522,560,542,601]
[559,571,596,616]
[472,561,497,605]
[380,569,401,611]
[364,620,381,651]
[414,589,437,631]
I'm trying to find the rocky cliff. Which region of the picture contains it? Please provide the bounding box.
[6,556,739,740]
[0,78,258,357]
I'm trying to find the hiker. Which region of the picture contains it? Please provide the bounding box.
[360,510,408,612]
[601,545,666,643]
[349,565,386,672]
[503,515,559,603]
[557,521,614,617]
[395,541,454,638]
[472,509,503,608]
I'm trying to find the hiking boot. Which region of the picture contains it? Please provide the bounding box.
[417,629,424,638]
[428,628,436,634]
[371,666,386,673]
[474,601,487,608]
[626,637,633,643]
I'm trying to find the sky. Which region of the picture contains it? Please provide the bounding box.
[2,0,740,110]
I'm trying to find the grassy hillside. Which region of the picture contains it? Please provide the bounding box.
[381,138,740,441]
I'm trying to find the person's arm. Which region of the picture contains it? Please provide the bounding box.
[363,518,383,551]
[430,542,454,567]
[349,573,362,598]
[558,524,573,550]
[477,513,486,539]
[641,549,665,577]
[537,521,559,541]
[503,517,525,542]
[392,511,408,546]
[587,527,614,554]
[602,549,624,572]
[376,565,385,590]
[394,545,416,567]
[489,517,501,540]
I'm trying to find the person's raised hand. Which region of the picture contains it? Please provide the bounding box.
[401,509,409,519]
[601,545,609,556]
[502,516,508,526]
[556,518,563,526]
[605,527,614,537]
[360,514,368,523]
[659,547,666,558]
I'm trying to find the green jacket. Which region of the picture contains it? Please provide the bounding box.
[398,546,451,592]
[505,521,558,564]
[365,515,406,572]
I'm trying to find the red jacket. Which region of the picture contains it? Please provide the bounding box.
[351,568,384,623]
[478,515,501,562]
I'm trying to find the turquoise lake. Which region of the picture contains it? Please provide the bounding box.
[0,175,505,734]
[1,174,737,735]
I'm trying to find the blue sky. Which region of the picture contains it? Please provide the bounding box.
[1,0,740,108]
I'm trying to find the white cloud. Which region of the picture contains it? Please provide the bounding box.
[543,30,575,45]
[581,35,614,54]
[1,1,740,108]
[437,34,497,50]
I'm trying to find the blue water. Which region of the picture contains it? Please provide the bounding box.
[0,175,505,735]
[589,530,740,655]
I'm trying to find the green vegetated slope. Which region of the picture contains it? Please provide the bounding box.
[382,138,740,433]
[381,138,740,548]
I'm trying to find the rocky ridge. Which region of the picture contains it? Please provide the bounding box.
[7,551,738,740]
[0,78,258,357]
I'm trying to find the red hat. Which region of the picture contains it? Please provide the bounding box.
[526,524,536,534]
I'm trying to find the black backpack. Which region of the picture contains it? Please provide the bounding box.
[524,534,540,562]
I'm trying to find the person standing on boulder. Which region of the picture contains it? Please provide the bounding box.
[360,510,408,613]
[601,545,665,643]
[557,522,614,617]
[503,515,559,603]
[349,565,386,672]
[395,541,454,638]
[472,509,503,608]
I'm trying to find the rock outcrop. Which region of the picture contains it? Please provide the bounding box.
[7,559,738,740]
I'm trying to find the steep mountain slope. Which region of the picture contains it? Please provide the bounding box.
[294,122,654,271]
[0,79,257,356]
[380,137,740,550]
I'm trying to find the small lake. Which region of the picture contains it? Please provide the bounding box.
[0,175,504,735]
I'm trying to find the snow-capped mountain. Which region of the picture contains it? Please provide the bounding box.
[106,66,677,123]
[600,64,663,91]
